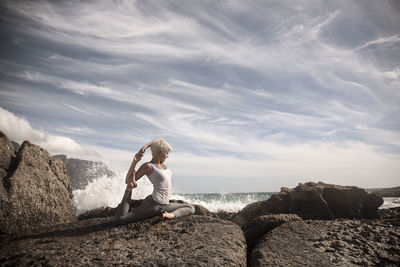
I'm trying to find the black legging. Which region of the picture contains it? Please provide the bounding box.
[115,190,195,225]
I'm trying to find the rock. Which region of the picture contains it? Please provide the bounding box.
[380,207,400,220]
[11,141,20,155]
[53,154,116,190]
[233,182,383,227]
[250,220,333,266]
[243,214,302,252]
[373,186,400,197]
[191,203,213,217]
[0,131,15,180]
[250,219,400,266]
[0,215,247,266]
[287,182,333,219]
[0,137,76,234]
[214,211,237,221]
[232,192,291,227]
[0,131,16,233]
[363,193,384,219]
[379,207,400,226]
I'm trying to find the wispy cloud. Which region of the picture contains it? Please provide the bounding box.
[15,71,114,96]
[355,34,400,51]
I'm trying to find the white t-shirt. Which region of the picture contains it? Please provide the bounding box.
[148,162,172,204]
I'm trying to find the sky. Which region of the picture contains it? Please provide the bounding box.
[0,0,399,193]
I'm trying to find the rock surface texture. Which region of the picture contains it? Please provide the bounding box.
[0,215,247,266]
[53,154,115,190]
[250,219,400,266]
[233,181,383,227]
[0,132,76,234]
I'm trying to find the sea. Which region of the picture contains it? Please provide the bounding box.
[71,171,400,216]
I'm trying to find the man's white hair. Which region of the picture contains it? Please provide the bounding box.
[150,138,172,156]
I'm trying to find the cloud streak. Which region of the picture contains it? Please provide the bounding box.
[355,34,400,51]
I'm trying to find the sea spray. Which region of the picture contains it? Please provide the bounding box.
[380,197,400,209]
[71,168,274,215]
[170,192,273,213]
[72,169,154,215]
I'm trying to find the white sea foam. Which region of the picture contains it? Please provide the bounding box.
[72,169,154,215]
[169,192,269,213]
[379,197,400,209]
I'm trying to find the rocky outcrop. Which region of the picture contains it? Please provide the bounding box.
[53,154,115,190]
[233,182,383,227]
[0,215,247,266]
[373,186,400,197]
[0,132,76,234]
[250,219,400,266]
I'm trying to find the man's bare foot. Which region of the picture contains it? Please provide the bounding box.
[161,212,175,220]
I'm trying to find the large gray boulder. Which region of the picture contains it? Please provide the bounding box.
[53,154,115,190]
[0,132,76,234]
[0,215,247,266]
[233,182,383,227]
